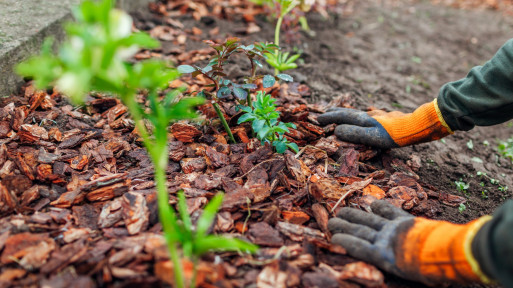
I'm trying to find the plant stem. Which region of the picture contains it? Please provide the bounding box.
[246,93,252,110]
[154,163,185,288]
[123,94,185,288]
[213,101,236,143]
[190,258,199,288]
[274,15,283,75]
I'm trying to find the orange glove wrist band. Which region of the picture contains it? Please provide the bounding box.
[396,216,493,285]
[370,99,453,146]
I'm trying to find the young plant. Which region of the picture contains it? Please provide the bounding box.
[267,0,303,74]
[177,38,293,143]
[16,1,257,287]
[454,180,469,195]
[498,136,513,162]
[237,91,299,153]
[265,50,301,73]
[176,191,257,286]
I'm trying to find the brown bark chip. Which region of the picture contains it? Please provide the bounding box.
[1,233,49,264]
[171,123,202,142]
[338,261,385,287]
[247,222,284,247]
[122,192,149,235]
[311,203,330,235]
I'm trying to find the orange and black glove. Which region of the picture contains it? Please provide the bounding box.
[317,100,453,149]
[328,200,494,286]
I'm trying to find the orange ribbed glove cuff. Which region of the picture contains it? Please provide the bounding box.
[370,100,453,146]
[396,216,493,285]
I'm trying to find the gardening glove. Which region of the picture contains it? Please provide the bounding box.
[317,99,453,149]
[328,200,494,286]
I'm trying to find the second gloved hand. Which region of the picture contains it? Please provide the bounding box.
[317,100,453,149]
[328,200,493,286]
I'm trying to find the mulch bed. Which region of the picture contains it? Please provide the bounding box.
[0,1,492,287]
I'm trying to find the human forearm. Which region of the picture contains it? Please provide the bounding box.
[437,39,513,131]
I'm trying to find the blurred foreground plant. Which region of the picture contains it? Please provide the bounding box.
[17,0,257,287]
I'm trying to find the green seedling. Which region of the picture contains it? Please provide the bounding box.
[264,50,301,73]
[454,179,469,195]
[498,137,513,162]
[458,203,466,213]
[466,140,474,150]
[176,191,258,285]
[238,91,299,153]
[268,0,303,74]
[177,38,293,143]
[16,1,256,287]
[477,171,508,193]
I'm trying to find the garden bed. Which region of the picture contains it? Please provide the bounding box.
[1,1,512,288]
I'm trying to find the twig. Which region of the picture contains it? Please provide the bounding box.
[330,189,355,213]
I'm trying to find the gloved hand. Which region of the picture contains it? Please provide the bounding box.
[328,200,493,286]
[317,100,453,149]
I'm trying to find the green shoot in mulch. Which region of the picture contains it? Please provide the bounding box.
[238,91,299,153]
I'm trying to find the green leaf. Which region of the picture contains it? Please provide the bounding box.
[166,96,204,120]
[276,73,293,82]
[242,83,257,90]
[286,53,301,64]
[252,119,266,132]
[274,140,287,154]
[121,32,160,49]
[263,75,276,88]
[177,191,193,233]
[237,113,256,124]
[233,87,248,100]
[217,86,232,98]
[253,59,263,68]
[196,193,224,238]
[177,65,197,74]
[193,235,258,256]
[257,126,271,140]
[241,106,253,113]
[287,142,299,153]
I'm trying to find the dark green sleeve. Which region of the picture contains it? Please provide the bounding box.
[471,199,513,287]
[437,39,513,131]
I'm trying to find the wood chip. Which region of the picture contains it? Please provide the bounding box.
[281,210,310,225]
[312,203,330,235]
[247,222,283,247]
[171,123,202,142]
[338,261,385,287]
[275,221,325,242]
[122,192,149,235]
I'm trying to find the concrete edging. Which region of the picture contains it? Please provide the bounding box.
[0,0,153,97]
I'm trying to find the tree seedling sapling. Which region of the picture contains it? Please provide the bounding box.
[178,37,293,143]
